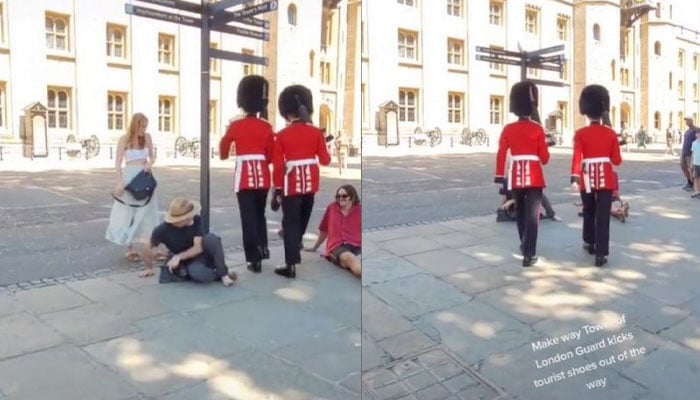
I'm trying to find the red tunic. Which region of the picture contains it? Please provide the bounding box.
[318,203,361,257]
[219,116,274,192]
[495,119,550,189]
[273,121,331,196]
[571,123,622,192]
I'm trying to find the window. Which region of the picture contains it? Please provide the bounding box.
[489,46,505,72]
[242,48,255,76]
[398,88,418,122]
[47,87,71,129]
[593,24,601,41]
[654,111,661,129]
[447,38,464,65]
[621,68,630,86]
[678,80,684,98]
[558,101,568,130]
[557,17,568,40]
[45,13,69,51]
[622,32,630,57]
[107,92,126,131]
[0,83,5,128]
[210,43,220,75]
[490,1,503,26]
[448,92,463,123]
[398,30,418,60]
[106,24,126,58]
[678,111,683,129]
[525,8,538,34]
[321,15,332,47]
[398,0,415,6]
[694,53,699,71]
[654,41,661,56]
[669,72,673,90]
[490,96,503,125]
[209,100,217,135]
[447,0,461,17]
[694,83,699,100]
[158,34,175,66]
[320,61,331,84]
[309,51,315,77]
[611,60,616,81]
[158,96,175,133]
[678,50,685,68]
[287,3,297,26]
[655,2,661,18]
[559,60,568,80]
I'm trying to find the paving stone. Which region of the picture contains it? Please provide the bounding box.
[418,300,535,365]
[340,372,362,395]
[456,245,509,267]
[363,291,414,341]
[138,281,257,313]
[41,303,136,346]
[637,279,698,306]
[443,373,479,393]
[273,327,361,383]
[382,236,445,257]
[0,294,24,317]
[363,254,425,285]
[66,277,134,301]
[406,249,489,276]
[658,315,700,351]
[0,312,63,360]
[369,274,470,319]
[592,293,691,334]
[405,370,437,391]
[374,381,410,400]
[415,383,451,400]
[444,266,525,295]
[13,284,90,314]
[363,335,392,372]
[621,342,700,400]
[379,331,436,360]
[431,231,481,248]
[0,345,137,399]
[107,271,161,289]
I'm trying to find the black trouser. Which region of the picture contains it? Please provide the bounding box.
[541,193,555,218]
[281,193,315,265]
[512,188,542,258]
[580,190,613,257]
[172,233,229,283]
[236,189,269,263]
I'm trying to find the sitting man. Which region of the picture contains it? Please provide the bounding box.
[305,184,361,277]
[140,198,237,286]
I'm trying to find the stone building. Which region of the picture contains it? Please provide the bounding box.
[363,0,700,146]
[0,0,360,156]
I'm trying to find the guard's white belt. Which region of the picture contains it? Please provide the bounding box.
[284,158,318,195]
[234,154,266,193]
[508,154,540,190]
[581,157,611,193]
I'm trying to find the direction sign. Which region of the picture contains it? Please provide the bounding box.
[526,78,566,87]
[528,64,563,72]
[212,23,269,41]
[475,46,522,58]
[209,48,268,66]
[136,0,201,13]
[531,54,564,64]
[211,1,277,26]
[208,0,249,13]
[476,55,523,66]
[528,44,565,57]
[125,4,199,27]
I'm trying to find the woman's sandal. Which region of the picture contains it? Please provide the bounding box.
[125,252,141,263]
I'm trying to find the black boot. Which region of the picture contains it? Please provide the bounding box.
[522,255,538,267]
[594,256,607,267]
[274,264,296,278]
[261,247,270,260]
[247,260,262,273]
[583,243,595,255]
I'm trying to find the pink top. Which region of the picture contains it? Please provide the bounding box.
[318,202,361,257]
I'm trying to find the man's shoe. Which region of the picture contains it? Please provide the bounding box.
[683,184,693,192]
[594,256,607,267]
[522,256,538,267]
[247,261,262,273]
[583,243,595,255]
[274,264,296,278]
[261,247,270,260]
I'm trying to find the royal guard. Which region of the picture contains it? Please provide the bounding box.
[271,85,331,278]
[494,81,551,267]
[571,84,622,267]
[219,75,275,273]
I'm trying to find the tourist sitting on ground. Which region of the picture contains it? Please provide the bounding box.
[304,184,361,277]
[498,179,561,222]
[140,198,237,286]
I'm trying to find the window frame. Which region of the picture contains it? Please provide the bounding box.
[447,92,464,124]
[158,96,176,133]
[489,1,503,26]
[45,12,71,53]
[489,96,503,125]
[398,29,418,61]
[447,38,464,66]
[107,92,127,131]
[106,23,127,59]
[47,87,72,129]
[158,33,176,67]
[398,88,419,123]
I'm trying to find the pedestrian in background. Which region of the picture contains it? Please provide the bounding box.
[681,116,698,191]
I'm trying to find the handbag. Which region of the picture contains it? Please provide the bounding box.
[112,170,157,207]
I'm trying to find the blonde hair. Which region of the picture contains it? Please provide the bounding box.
[125,113,148,149]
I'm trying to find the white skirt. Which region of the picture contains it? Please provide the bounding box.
[105,165,161,246]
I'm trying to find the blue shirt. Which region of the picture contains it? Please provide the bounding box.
[692,139,700,166]
[682,127,698,156]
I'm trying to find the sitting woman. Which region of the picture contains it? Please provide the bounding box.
[305,184,361,277]
[498,179,561,221]
[577,171,630,222]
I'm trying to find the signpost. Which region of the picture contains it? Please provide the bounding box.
[474,44,566,86]
[126,0,275,233]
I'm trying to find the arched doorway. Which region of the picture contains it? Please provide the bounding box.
[620,102,632,129]
[319,104,332,134]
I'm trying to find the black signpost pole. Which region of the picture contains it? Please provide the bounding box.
[200,1,211,233]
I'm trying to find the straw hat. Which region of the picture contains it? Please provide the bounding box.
[164,198,201,224]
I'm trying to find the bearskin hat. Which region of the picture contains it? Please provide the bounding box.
[278,84,313,122]
[509,81,539,118]
[579,84,610,119]
[236,75,268,114]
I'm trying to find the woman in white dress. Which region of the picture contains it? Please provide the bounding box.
[105,113,161,262]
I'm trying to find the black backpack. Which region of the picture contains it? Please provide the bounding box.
[112,170,157,207]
